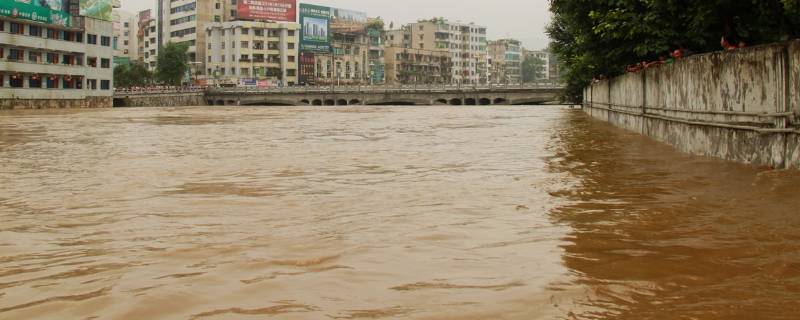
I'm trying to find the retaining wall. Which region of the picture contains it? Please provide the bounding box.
[584,41,800,169]
[0,97,112,110]
[115,93,207,108]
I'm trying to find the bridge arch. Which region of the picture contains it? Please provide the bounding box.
[435,98,448,105]
[300,99,311,105]
[465,98,477,105]
[324,99,335,106]
[449,98,462,106]
[349,99,361,105]
[336,99,348,106]
[479,98,491,105]
[312,99,322,106]
[493,98,508,105]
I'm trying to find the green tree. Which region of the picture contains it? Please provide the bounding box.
[156,42,189,85]
[127,61,153,87]
[522,56,546,82]
[547,0,800,102]
[114,64,131,88]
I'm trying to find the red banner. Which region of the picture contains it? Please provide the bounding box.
[238,0,296,22]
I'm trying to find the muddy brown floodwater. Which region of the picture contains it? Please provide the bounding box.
[0,106,799,320]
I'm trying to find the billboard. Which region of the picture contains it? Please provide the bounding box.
[138,9,151,24]
[299,3,330,53]
[0,0,71,26]
[330,7,366,33]
[80,0,112,21]
[238,0,296,22]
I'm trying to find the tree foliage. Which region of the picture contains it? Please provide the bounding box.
[547,0,800,102]
[114,61,153,88]
[522,56,546,82]
[156,42,189,86]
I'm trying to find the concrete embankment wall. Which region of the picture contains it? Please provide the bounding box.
[0,97,112,110]
[114,93,208,108]
[584,41,800,169]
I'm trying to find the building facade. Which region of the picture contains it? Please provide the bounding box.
[395,19,488,85]
[205,21,299,86]
[384,46,452,85]
[522,49,551,81]
[158,0,226,81]
[112,9,137,66]
[0,15,115,109]
[138,10,158,70]
[488,39,522,84]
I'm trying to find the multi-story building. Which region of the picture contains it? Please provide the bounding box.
[112,9,137,66]
[138,10,158,70]
[158,0,226,82]
[384,47,452,85]
[488,39,522,83]
[205,21,299,86]
[395,19,488,84]
[522,49,551,81]
[0,13,115,109]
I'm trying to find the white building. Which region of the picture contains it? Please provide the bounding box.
[112,9,138,65]
[0,14,114,109]
[523,49,551,81]
[205,21,299,86]
[138,10,158,70]
[158,0,227,81]
[402,19,488,84]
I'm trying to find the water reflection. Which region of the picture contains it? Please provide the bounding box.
[547,111,800,319]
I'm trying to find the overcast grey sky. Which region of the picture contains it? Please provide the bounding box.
[121,0,552,49]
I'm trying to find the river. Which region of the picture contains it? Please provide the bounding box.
[0,106,798,319]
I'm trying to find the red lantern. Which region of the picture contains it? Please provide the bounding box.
[49,76,56,81]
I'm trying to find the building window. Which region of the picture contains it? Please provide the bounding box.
[28,52,41,63]
[46,53,58,64]
[287,69,296,76]
[288,43,294,49]
[29,75,42,88]
[288,56,295,62]
[100,80,110,90]
[241,28,249,35]
[0,74,3,87]
[87,79,97,90]
[29,25,41,37]
[0,21,4,32]
[101,36,111,46]
[87,34,97,44]
[287,30,295,37]
[10,74,23,88]
[8,49,24,61]
[101,58,110,68]
[241,41,248,48]
[44,76,56,88]
[10,23,23,34]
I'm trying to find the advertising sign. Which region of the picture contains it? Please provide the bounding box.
[238,0,296,22]
[138,9,151,24]
[299,3,330,53]
[240,78,257,86]
[0,0,71,26]
[330,7,366,33]
[80,0,113,21]
[257,80,269,88]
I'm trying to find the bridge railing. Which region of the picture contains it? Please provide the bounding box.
[116,82,564,96]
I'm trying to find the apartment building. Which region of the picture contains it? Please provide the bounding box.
[488,39,522,83]
[397,19,488,84]
[138,10,158,70]
[384,47,452,85]
[112,9,138,65]
[0,15,115,109]
[522,49,551,81]
[205,21,299,86]
[158,0,226,80]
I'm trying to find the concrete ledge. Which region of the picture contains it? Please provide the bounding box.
[0,96,111,109]
[584,104,799,168]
